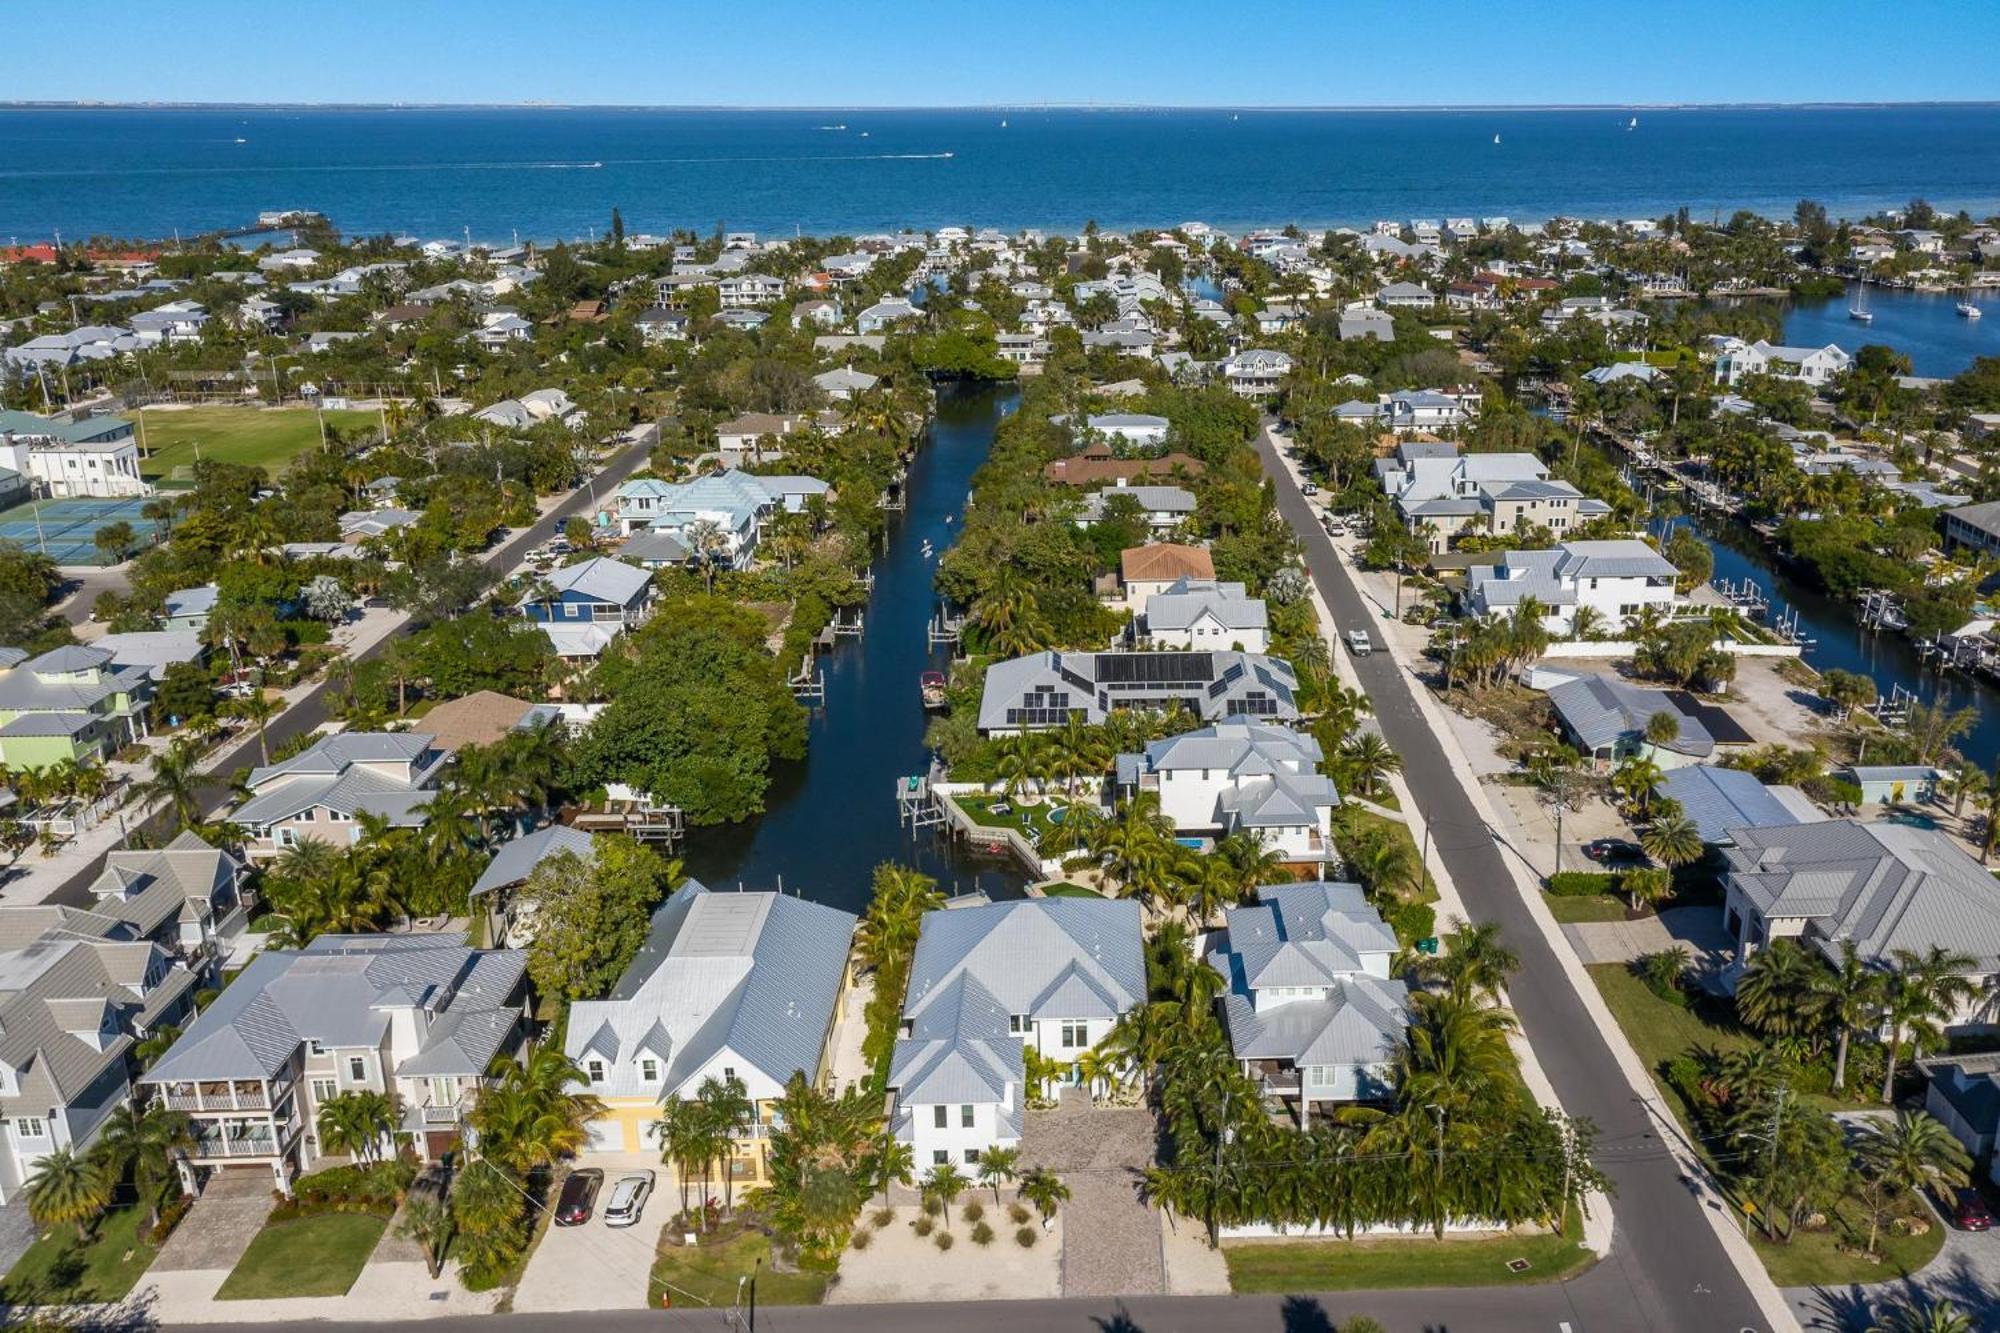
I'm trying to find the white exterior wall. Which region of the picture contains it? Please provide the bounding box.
[906,1095,1016,1171]
[1148,609,1268,653]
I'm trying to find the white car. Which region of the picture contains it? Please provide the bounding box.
[1345,629,1373,656]
[602,1171,655,1228]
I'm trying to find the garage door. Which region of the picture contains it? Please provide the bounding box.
[584,1120,624,1152]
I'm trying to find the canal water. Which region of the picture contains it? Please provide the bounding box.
[680,383,1029,914]
[1779,281,1996,380]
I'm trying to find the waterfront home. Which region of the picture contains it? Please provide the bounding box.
[856,297,922,334]
[978,649,1299,734]
[1846,765,1941,806]
[611,469,829,561]
[1137,577,1269,653]
[567,881,857,1172]
[1337,309,1395,342]
[1074,483,1196,533]
[995,332,1047,367]
[0,410,150,500]
[142,933,528,1191]
[1543,673,1713,771]
[0,924,198,1204]
[1582,361,1662,386]
[812,366,879,401]
[1942,501,2000,557]
[1654,765,1822,847]
[1204,881,1408,1122]
[162,584,218,633]
[1116,722,1338,865]
[1720,820,2000,1013]
[1712,338,1852,388]
[1375,444,1606,551]
[889,898,1144,1168]
[1043,447,1204,487]
[1120,543,1215,601]
[1073,413,1170,449]
[230,731,448,859]
[0,645,154,770]
[1220,349,1295,399]
[714,411,797,464]
[468,824,597,947]
[519,557,654,659]
[418,690,537,755]
[1464,539,1683,635]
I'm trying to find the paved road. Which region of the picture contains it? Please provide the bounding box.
[38,434,655,907]
[1251,427,1772,1332]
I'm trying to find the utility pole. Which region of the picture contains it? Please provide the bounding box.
[1431,1103,1446,1239]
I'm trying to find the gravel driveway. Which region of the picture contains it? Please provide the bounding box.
[1020,1091,1164,1298]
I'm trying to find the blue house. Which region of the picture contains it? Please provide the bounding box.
[520,556,653,629]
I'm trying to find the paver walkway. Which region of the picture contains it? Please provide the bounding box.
[150,1173,273,1272]
[1021,1091,1163,1298]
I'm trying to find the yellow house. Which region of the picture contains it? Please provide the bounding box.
[564,880,857,1185]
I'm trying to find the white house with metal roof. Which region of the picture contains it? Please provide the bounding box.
[1138,578,1269,652]
[1074,482,1196,533]
[1205,882,1409,1120]
[1464,539,1683,635]
[141,933,528,1189]
[230,731,448,860]
[564,881,857,1173]
[1713,338,1852,388]
[888,898,1144,1170]
[0,410,149,499]
[978,649,1300,734]
[1220,349,1294,399]
[1115,722,1339,864]
[1542,673,1713,770]
[1374,445,1608,552]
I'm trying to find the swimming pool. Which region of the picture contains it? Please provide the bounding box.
[1883,811,1939,830]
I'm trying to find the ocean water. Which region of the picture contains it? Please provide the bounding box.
[3,105,1999,242]
[1779,281,1997,378]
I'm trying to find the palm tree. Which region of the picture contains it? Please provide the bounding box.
[1338,732,1402,799]
[1212,831,1286,906]
[317,1089,396,1164]
[696,1076,753,1217]
[924,1161,968,1234]
[471,1047,605,1176]
[396,1190,454,1280]
[1640,812,1703,869]
[1814,941,1886,1094]
[1420,921,1519,1005]
[25,1146,112,1241]
[976,1145,1020,1207]
[1868,1297,1974,1333]
[1395,990,1521,1125]
[225,690,282,766]
[1017,1167,1070,1223]
[1880,947,1977,1104]
[1621,865,1672,914]
[1609,755,1664,814]
[1735,940,1827,1041]
[873,1136,914,1210]
[94,1097,193,1229]
[1856,1110,1971,1256]
[136,739,206,830]
[1642,710,1682,750]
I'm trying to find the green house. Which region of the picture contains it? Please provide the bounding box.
[0,644,154,770]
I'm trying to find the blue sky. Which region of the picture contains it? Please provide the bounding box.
[6,0,1997,105]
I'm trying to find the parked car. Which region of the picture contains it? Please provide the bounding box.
[1582,838,1648,866]
[604,1171,655,1228]
[1324,517,1348,537]
[1949,1187,1994,1231]
[1301,481,1319,496]
[552,1168,603,1226]
[1345,629,1372,656]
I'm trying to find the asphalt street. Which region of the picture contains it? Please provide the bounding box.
[1251,426,1772,1333]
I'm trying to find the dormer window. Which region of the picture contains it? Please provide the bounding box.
[587,1059,605,1083]
[641,1059,658,1082]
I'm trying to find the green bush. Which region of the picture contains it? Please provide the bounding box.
[1387,900,1435,947]
[962,1200,983,1223]
[971,1220,995,1246]
[912,1215,934,1237]
[148,1193,192,1245]
[271,1160,413,1221]
[1014,1226,1037,1248]
[934,1229,955,1251]
[1547,871,1622,897]
[849,1227,873,1250]
[1007,1202,1031,1225]
[871,1207,895,1229]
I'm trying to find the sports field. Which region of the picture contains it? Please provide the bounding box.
[135,406,376,480]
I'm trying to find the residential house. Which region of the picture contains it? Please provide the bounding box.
[1464,539,1683,635]
[162,584,219,633]
[128,300,209,346]
[1375,444,1607,552]
[230,731,448,859]
[566,882,857,1175]
[1220,349,1294,399]
[995,333,1047,367]
[978,649,1299,734]
[80,831,250,978]
[1943,501,2000,557]
[1120,543,1215,601]
[1075,483,1196,533]
[1117,722,1338,865]
[1075,413,1170,449]
[1847,765,1941,806]
[1720,820,2000,1011]
[0,410,150,499]
[473,388,578,430]
[468,824,597,948]
[141,933,529,1190]
[1919,1053,2000,1185]
[813,367,879,401]
[714,412,797,465]
[1337,310,1395,342]
[1543,673,1714,771]
[417,691,537,755]
[856,298,921,334]
[1043,447,1203,487]
[889,899,1145,1168]
[1654,765,1823,847]
[338,507,421,542]
[1713,339,1853,388]
[717,273,785,309]
[792,300,841,329]
[635,307,690,344]
[1137,578,1269,652]
[519,557,654,660]
[0,645,154,770]
[1377,281,1435,309]
[1204,881,1408,1120]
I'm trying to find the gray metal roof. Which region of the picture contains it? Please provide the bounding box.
[1546,673,1714,758]
[978,650,1300,731]
[470,825,597,899]
[901,898,1144,1027]
[541,556,652,606]
[1657,766,1813,845]
[562,881,857,1101]
[1144,579,1267,634]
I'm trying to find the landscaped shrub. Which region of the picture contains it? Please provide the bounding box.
[934,1229,954,1251]
[1547,871,1622,897]
[1007,1202,1031,1225]
[921,1194,942,1216]
[1014,1226,1037,1247]
[148,1193,192,1245]
[270,1159,413,1221]
[962,1200,983,1223]
[1387,900,1434,947]
[849,1227,873,1250]
[912,1215,935,1237]
[970,1220,994,1246]
[871,1207,895,1229]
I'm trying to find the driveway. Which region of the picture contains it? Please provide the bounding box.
[150,1172,274,1272]
[0,1197,36,1277]
[510,1163,664,1314]
[1563,904,1737,986]
[1020,1091,1163,1298]
[1790,1218,2000,1329]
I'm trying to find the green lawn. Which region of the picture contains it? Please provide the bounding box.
[1040,882,1102,898]
[135,407,376,480]
[956,792,1063,840]
[215,1212,389,1300]
[1750,1192,1945,1288]
[1545,894,1636,923]
[1224,1214,1593,1293]
[0,1203,161,1305]
[649,1229,827,1309]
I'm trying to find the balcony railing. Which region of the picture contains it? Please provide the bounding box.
[188,1132,282,1159]
[160,1079,289,1113]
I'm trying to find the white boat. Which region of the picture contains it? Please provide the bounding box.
[233,137,247,144]
[1627,117,1638,130]
[1493,134,1501,145]
[1000,119,1008,128]
[1960,300,1983,319]
[1849,286,1873,322]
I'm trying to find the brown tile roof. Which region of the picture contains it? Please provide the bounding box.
[1120,543,1215,586]
[420,691,535,753]
[1043,452,1206,486]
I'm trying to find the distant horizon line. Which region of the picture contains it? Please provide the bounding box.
[5,99,2000,113]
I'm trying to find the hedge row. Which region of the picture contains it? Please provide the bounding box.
[1546,871,1623,897]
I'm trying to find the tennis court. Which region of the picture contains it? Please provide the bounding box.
[0,497,166,566]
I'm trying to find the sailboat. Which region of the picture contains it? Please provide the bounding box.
[1959,291,1983,319]
[1627,116,1638,130]
[1849,283,1874,323]
[1000,119,1008,128]
[1492,134,1501,145]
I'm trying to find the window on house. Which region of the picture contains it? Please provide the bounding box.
[308,1040,325,1056]
[347,1057,366,1082]
[722,1067,736,1083]
[1061,1022,1088,1049]
[964,1148,980,1164]
[932,1150,948,1166]
[1008,1015,1026,1034]
[311,1079,337,1103]
[960,1104,974,1127]
[587,1060,605,1083]
[641,1059,659,1081]
[14,1117,46,1140]
[932,1105,947,1129]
